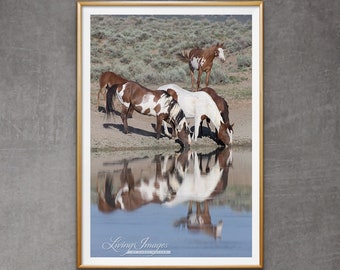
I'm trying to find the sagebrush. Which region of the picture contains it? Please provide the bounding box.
[91,15,252,86]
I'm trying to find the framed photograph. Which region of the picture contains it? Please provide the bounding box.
[77,1,263,268]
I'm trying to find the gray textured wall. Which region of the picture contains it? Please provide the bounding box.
[0,0,339,269]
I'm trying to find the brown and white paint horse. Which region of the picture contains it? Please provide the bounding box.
[176,43,226,91]
[97,71,128,111]
[199,87,234,143]
[106,81,191,148]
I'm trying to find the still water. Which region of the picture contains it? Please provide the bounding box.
[91,147,252,257]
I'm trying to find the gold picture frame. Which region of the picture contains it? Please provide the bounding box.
[77,1,263,268]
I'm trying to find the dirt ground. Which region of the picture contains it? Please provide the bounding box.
[90,83,252,152]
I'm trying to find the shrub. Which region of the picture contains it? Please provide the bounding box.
[90,15,251,85]
[237,55,252,68]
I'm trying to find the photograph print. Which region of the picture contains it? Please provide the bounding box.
[77,1,263,268]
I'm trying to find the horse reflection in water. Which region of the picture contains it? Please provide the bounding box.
[97,155,171,212]
[165,148,232,239]
[174,201,224,239]
[96,147,232,238]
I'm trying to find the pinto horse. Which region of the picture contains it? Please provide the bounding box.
[106,81,191,148]
[176,43,226,91]
[158,84,232,146]
[199,87,234,143]
[97,71,128,111]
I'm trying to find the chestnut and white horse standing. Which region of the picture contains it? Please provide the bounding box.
[176,43,226,91]
[158,84,232,146]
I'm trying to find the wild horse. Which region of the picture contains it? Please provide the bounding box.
[106,81,191,148]
[199,87,234,143]
[176,43,226,91]
[158,83,233,146]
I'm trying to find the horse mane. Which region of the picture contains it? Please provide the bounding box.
[168,100,185,126]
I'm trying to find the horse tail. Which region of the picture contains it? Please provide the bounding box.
[106,84,117,116]
[176,50,191,63]
[104,175,116,208]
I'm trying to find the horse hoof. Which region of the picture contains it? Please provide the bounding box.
[98,106,106,113]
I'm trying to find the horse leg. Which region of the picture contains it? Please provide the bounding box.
[190,68,196,91]
[205,69,211,87]
[127,103,134,118]
[98,80,110,112]
[127,110,133,118]
[103,87,107,109]
[121,106,131,134]
[199,120,204,138]
[155,116,164,139]
[206,155,211,173]
[202,201,211,223]
[206,118,211,130]
[197,202,202,216]
[206,118,215,137]
[187,201,193,217]
[196,69,203,90]
[199,153,203,171]
[97,87,105,112]
[162,120,172,138]
[193,117,201,141]
[97,89,101,110]
[98,75,104,110]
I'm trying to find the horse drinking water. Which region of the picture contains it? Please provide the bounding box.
[158,84,232,146]
[106,81,191,148]
[199,87,234,143]
[176,43,226,91]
